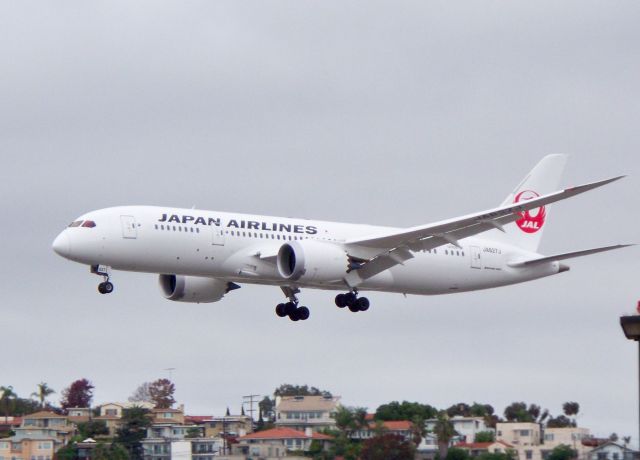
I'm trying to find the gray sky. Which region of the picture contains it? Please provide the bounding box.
[1,0,639,442]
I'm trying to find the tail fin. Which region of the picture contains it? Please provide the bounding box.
[489,154,568,252]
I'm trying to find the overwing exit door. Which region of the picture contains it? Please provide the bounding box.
[470,246,482,269]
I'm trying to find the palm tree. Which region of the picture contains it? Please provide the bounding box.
[31,382,55,409]
[562,402,580,427]
[0,386,17,422]
[432,412,457,460]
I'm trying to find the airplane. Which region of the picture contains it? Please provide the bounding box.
[52,155,631,322]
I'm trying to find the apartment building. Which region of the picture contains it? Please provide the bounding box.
[275,395,340,433]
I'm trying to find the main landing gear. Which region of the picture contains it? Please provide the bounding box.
[91,265,114,295]
[276,287,310,321]
[335,291,370,312]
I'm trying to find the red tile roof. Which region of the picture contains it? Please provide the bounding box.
[239,427,332,441]
[381,421,412,431]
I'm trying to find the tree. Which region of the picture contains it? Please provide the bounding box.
[447,447,471,460]
[148,379,175,409]
[186,427,202,438]
[60,379,94,411]
[546,415,573,428]
[334,406,368,436]
[609,433,619,442]
[0,386,16,420]
[447,403,471,417]
[274,384,331,397]
[432,412,457,460]
[115,407,152,460]
[360,433,415,460]
[475,431,496,443]
[562,402,580,426]
[258,396,275,421]
[478,452,516,460]
[31,382,55,409]
[410,415,428,446]
[375,401,438,422]
[128,382,152,403]
[503,402,547,423]
[546,445,576,460]
[623,436,631,448]
[92,442,129,460]
[78,420,109,439]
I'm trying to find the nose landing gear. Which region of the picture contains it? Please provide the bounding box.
[335,291,370,312]
[91,265,114,295]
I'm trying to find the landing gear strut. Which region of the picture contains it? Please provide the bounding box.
[335,291,370,312]
[92,265,114,295]
[276,287,310,321]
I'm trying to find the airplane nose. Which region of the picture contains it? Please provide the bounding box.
[52,232,71,258]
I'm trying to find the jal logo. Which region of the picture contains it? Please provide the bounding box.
[514,190,546,233]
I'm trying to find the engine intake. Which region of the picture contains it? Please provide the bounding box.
[159,274,239,303]
[277,240,349,283]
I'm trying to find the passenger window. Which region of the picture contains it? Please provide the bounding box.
[197,228,200,233]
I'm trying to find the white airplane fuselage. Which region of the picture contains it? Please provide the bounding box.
[53,205,561,297]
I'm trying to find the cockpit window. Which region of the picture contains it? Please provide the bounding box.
[68,221,83,227]
[81,220,96,228]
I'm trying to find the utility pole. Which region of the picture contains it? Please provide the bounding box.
[164,368,176,381]
[242,394,261,428]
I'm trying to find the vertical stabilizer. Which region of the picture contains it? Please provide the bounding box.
[489,154,568,252]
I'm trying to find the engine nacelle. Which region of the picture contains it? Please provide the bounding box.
[159,274,237,303]
[277,240,349,283]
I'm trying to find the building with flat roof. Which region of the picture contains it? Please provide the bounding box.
[275,395,340,433]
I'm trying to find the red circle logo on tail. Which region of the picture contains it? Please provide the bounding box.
[514,190,546,233]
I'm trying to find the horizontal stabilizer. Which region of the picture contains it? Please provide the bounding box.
[508,244,634,267]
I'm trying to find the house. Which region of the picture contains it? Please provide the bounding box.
[0,436,57,460]
[455,441,515,457]
[142,438,222,460]
[275,395,340,433]
[20,411,74,444]
[96,401,155,436]
[588,441,636,460]
[235,427,332,458]
[67,407,93,424]
[496,422,592,460]
[496,422,541,447]
[152,407,186,425]
[420,416,495,452]
[352,420,414,441]
[198,414,252,438]
[0,416,22,433]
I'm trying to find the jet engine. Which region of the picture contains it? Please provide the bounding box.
[158,274,239,303]
[277,240,349,283]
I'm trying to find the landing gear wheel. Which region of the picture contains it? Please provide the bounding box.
[335,294,347,308]
[289,309,301,321]
[284,302,297,316]
[275,303,287,317]
[348,303,360,312]
[344,292,357,307]
[98,282,114,294]
[357,297,370,311]
[297,306,310,321]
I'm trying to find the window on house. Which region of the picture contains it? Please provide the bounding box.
[526,451,533,460]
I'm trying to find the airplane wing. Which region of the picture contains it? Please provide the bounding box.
[507,244,634,267]
[343,176,624,287]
